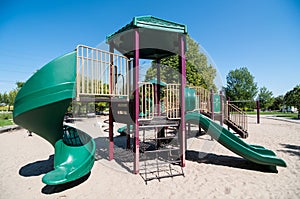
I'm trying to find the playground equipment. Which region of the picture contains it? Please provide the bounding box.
[13,16,286,185]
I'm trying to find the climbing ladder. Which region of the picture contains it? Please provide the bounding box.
[139,124,184,184]
[136,83,184,183]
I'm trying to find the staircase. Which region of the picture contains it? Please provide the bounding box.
[224,103,248,138]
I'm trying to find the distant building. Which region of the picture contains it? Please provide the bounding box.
[281,105,298,113]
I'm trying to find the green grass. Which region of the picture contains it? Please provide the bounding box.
[0,120,13,127]
[276,113,299,119]
[0,113,13,127]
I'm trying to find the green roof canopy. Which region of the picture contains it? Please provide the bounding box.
[107,16,188,59]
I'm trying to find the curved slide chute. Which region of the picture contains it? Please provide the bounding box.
[13,51,96,185]
[185,112,286,168]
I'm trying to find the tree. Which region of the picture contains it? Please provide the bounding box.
[7,90,18,111]
[258,86,274,111]
[2,93,9,105]
[225,67,258,108]
[284,85,300,118]
[16,81,25,90]
[270,95,284,111]
[145,35,217,90]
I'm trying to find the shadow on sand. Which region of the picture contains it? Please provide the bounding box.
[41,173,91,194]
[186,150,278,173]
[19,155,91,194]
[94,135,135,173]
[19,155,54,177]
[277,143,300,158]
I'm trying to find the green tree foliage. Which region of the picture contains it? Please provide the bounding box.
[7,90,18,111]
[270,95,284,110]
[1,93,9,105]
[284,85,300,117]
[258,86,274,111]
[145,36,216,90]
[16,81,25,90]
[225,67,258,108]
[0,82,25,110]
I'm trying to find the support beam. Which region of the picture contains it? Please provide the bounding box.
[156,59,161,116]
[210,89,214,141]
[109,43,114,160]
[133,29,140,174]
[210,89,215,121]
[256,100,260,124]
[220,90,224,126]
[178,34,186,167]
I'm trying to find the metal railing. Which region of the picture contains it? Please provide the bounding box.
[139,82,154,121]
[166,84,180,119]
[192,86,211,113]
[76,45,129,99]
[225,103,248,132]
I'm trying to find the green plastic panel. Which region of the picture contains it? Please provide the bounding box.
[107,15,187,42]
[13,51,96,185]
[13,51,77,145]
[185,87,196,111]
[42,127,96,185]
[213,94,221,113]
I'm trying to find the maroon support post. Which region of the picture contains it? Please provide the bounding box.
[179,34,186,167]
[219,90,224,126]
[133,29,140,174]
[210,89,214,140]
[109,43,114,160]
[156,59,161,115]
[210,89,215,121]
[256,100,260,124]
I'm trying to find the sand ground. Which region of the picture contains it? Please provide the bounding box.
[0,116,299,199]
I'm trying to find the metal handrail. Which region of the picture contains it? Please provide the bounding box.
[138,82,154,121]
[226,103,248,132]
[76,45,129,99]
[191,86,211,113]
[166,84,180,119]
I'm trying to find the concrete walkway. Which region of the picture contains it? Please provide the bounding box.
[248,114,300,124]
[0,125,20,134]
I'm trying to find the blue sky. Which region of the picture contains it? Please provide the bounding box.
[0,0,299,97]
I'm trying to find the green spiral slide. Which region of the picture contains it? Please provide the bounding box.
[13,51,96,185]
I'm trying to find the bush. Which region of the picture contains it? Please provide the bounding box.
[0,113,12,120]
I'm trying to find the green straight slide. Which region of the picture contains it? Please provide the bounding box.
[185,112,286,168]
[13,51,96,185]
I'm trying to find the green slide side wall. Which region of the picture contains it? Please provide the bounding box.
[185,112,286,168]
[13,51,77,145]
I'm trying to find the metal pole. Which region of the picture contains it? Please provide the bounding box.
[210,89,214,121]
[179,34,186,167]
[256,100,260,124]
[133,29,140,174]
[126,124,131,149]
[220,90,224,126]
[156,59,161,115]
[109,43,114,160]
[210,89,214,140]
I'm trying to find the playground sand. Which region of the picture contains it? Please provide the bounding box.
[0,116,299,199]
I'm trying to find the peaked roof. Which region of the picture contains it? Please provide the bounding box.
[107,15,187,42]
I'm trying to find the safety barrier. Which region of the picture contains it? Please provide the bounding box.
[139,82,154,121]
[76,45,129,99]
[192,86,211,113]
[225,103,248,131]
[166,84,180,119]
